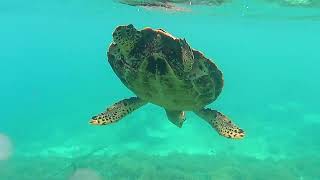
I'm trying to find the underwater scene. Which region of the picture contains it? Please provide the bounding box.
[1,0,320,179]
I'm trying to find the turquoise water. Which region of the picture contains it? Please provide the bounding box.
[1,0,320,179]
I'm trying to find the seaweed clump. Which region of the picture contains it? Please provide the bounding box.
[0,151,319,180]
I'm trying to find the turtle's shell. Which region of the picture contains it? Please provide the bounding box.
[108,25,223,110]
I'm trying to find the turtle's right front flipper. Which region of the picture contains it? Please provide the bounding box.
[194,108,245,139]
[90,97,147,125]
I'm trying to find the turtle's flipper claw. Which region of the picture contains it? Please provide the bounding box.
[89,119,100,125]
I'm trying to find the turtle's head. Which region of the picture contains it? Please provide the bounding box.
[112,24,141,54]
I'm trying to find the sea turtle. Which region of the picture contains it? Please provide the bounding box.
[90,24,245,139]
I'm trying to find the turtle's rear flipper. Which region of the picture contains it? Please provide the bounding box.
[194,108,245,139]
[165,109,186,128]
[90,97,147,125]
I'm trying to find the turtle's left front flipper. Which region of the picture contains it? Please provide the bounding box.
[90,97,147,125]
[194,108,245,139]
